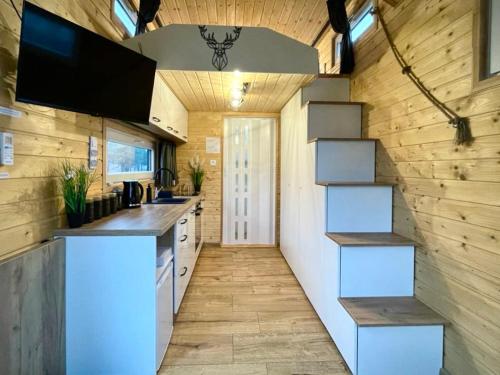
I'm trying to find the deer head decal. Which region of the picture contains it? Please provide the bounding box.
[199,25,243,71]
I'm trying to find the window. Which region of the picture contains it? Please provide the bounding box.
[487,0,500,76]
[112,0,137,37]
[474,0,500,89]
[332,1,375,69]
[350,1,375,43]
[106,128,155,184]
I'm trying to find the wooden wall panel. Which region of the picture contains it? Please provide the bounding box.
[0,0,155,260]
[336,0,500,373]
[176,111,280,244]
[0,239,65,375]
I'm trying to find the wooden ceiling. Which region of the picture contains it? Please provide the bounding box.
[154,0,330,46]
[160,71,315,112]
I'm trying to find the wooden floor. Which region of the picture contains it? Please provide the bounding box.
[160,245,349,375]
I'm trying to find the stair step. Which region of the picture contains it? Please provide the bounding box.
[307,100,364,106]
[302,77,350,104]
[318,181,395,186]
[307,101,362,140]
[338,297,448,327]
[308,137,377,143]
[313,139,375,183]
[317,73,350,79]
[326,232,414,247]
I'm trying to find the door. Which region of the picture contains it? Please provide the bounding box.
[223,117,276,245]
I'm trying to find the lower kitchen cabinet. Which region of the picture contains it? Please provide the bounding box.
[60,202,202,375]
[172,205,198,313]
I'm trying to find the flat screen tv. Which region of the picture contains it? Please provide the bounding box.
[16,2,157,124]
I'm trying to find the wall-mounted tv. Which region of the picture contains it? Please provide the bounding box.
[16,2,157,124]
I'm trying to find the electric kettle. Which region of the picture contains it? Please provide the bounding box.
[122,181,144,208]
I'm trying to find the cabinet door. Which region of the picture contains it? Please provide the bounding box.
[149,73,164,127]
[164,83,188,142]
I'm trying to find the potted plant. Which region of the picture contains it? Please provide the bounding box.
[188,155,205,196]
[58,161,96,228]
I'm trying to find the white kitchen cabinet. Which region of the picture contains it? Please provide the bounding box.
[147,72,188,143]
[173,204,198,313]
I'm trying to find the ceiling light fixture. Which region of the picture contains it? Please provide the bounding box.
[229,82,250,110]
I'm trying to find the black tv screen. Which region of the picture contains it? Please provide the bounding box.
[16,2,157,124]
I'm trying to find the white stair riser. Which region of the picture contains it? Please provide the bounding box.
[308,104,362,140]
[340,246,414,297]
[302,77,350,104]
[326,186,393,232]
[316,140,375,183]
[357,326,444,375]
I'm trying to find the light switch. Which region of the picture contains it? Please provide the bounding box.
[0,132,14,166]
[210,160,217,166]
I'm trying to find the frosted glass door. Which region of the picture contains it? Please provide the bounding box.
[223,118,276,245]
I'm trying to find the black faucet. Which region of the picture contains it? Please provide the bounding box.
[154,167,177,189]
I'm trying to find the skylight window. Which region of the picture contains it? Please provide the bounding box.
[351,1,375,42]
[112,0,137,37]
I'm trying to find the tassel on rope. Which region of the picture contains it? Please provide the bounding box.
[450,117,473,146]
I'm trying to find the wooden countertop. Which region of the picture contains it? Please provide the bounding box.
[54,196,203,237]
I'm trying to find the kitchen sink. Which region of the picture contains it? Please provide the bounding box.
[151,197,190,205]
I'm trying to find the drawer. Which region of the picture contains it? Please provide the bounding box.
[177,233,189,248]
[176,216,189,236]
[339,246,414,297]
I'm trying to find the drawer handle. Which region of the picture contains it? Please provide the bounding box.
[167,126,173,131]
[152,116,161,123]
[180,266,188,277]
[183,136,187,139]
[180,235,188,242]
[180,219,187,225]
[174,130,179,134]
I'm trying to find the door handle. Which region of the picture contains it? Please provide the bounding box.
[180,266,188,276]
[180,235,188,242]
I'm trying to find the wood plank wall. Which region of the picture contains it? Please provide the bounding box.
[0,239,65,375]
[316,0,500,374]
[176,112,280,245]
[0,0,155,261]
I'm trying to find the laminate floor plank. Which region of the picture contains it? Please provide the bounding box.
[163,245,348,374]
[159,363,268,375]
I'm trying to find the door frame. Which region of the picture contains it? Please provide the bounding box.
[221,114,280,247]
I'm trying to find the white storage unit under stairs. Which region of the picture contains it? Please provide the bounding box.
[280,75,448,375]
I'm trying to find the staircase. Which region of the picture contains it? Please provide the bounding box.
[280,75,447,375]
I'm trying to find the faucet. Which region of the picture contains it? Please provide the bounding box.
[154,168,177,197]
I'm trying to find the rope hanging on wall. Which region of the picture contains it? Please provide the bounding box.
[373,7,473,146]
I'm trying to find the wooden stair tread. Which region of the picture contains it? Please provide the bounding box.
[326,232,414,247]
[317,73,350,79]
[339,297,448,327]
[308,137,377,144]
[316,181,395,187]
[306,100,364,106]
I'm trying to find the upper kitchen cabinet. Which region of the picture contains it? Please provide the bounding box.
[145,72,188,143]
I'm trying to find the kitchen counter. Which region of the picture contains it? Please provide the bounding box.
[54,195,203,237]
